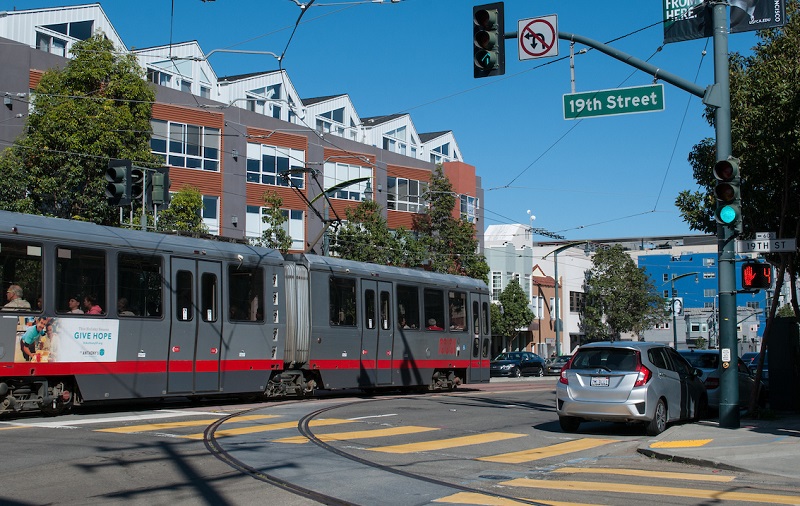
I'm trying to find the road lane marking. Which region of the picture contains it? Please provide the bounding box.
[96,414,277,433]
[477,438,617,464]
[369,432,526,454]
[502,478,800,504]
[272,425,438,444]
[434,491,600,505]
[649,439,712,448]
[554,466,735,483]
[183,417,355,440]
[1,410,222,429]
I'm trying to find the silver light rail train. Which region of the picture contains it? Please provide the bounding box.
[0,210,491,415]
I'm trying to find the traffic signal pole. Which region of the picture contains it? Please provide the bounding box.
[498,2,738,427]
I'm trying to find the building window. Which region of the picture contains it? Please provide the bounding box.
[491,272,501,301]
[147,69,172,87]
[703,272,716,279]
[246,205,305,250]
[200,86,211,99]
[202,195,219,234]
[703,258,716,267]
[703,288,717,297]
[746,301,760,309]
[36,32,67,56]
[179,79,192,93]
[246,143,305,188]
[662,274,669,282]
[150,120,219,171]
[569,291,584,313]
[324,162,372,201]
[383,127,408,155]
[460,195,477,223]
[317,108,346,137]
[387,176,428,212]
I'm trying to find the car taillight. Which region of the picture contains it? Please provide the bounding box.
[633,353,651,387]
[704,377,720,389]
[559,356,574,384]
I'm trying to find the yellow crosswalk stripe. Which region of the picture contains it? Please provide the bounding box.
[554,466,735,482]
[369,432,526,454]
[183,417,355,440]
[434,491,601,505]
[97,414,277,433]
[273,425,439,444]
[649,439,712,448]
[477,438,617,464]
[502,478,800,505]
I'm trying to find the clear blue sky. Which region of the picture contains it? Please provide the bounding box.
[3,0,762,241]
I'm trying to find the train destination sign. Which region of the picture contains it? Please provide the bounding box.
[563,84,665,120]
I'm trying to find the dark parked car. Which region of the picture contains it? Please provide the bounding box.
[544,355,571,376]
[678,350,766,409]
[556,342,707,435]
[490,352,546,378]
[741,351,769,388]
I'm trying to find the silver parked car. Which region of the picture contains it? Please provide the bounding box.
[556,342,707,435]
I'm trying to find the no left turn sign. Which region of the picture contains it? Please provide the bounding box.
[518,15,558,60]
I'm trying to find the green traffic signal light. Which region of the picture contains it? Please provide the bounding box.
[713,156,741,231]
[473,3,505,78]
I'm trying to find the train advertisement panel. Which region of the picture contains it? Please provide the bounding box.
[12,316,119,363]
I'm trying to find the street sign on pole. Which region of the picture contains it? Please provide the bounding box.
[563,84,665,120]
[736,238,796,253]
[518,15,558,60]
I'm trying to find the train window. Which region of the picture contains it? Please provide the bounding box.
[117,253,163,318]
[365,289,375,330]
[0,239,42,313]
[228,266,264,322]
[176,271,193,321]
[424,289,444,331]
[448,291,467,331]
[329,277,356,326]
[396,285,419,329]
[201,272,217,322]
[56,246,105,315]
[380,291,390,330]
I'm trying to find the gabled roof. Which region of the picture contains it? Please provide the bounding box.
[361,113,407,126]
[419,130,451,142]
[302,94,347,106]
[218,69,282,82]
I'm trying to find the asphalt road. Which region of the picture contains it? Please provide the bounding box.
[1,377,797,505]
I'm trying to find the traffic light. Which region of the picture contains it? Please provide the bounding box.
[105,159,131,206]
[713,156,742,233]
[130,167,145,203]
[741,261,772,291]
[473,2,505,78]
[149,167,171,207]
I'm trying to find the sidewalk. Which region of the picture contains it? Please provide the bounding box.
[637,413,800,479]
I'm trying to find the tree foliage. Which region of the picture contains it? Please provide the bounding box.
[413,165,489,283]
[250,191,292,254]
[491,279,535,344]
[0,34,159,224]
[581,245,666,341]
[156,186,207,234]
[330,199,425,266]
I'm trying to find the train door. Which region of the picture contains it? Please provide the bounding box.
[361,280,394,386]
[168,258,222,393]
[468,294,491,383]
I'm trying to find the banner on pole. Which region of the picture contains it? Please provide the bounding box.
[730,0,787,33]
[663,0,712,44]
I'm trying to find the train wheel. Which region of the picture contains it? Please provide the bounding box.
[40,382,74,416]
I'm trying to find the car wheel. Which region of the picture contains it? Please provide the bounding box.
[513,367,521,378]
[536,366,544,377]
[646,398,668,435]
[559,416,580,433]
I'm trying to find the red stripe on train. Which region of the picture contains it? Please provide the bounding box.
[2,359,283,376]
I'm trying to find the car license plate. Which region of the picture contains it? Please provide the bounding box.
[590,376,610,387]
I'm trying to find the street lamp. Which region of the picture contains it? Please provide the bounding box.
[543,241,589,356]
[668,272,699,350]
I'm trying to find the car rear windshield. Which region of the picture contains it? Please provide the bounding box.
[682,352,719,369]
[571,348,638,371]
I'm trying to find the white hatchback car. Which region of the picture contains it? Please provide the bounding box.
[556,342,707,435]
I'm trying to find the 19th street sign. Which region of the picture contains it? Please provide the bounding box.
[563,84,665,120]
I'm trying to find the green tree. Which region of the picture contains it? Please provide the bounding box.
[250,191,292,254]
[156,186,207,234]
[330,199,425,266]
[491,279,534,350]
[0,34,159,224]
[413,165,489,282]
[581,245,666,341]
